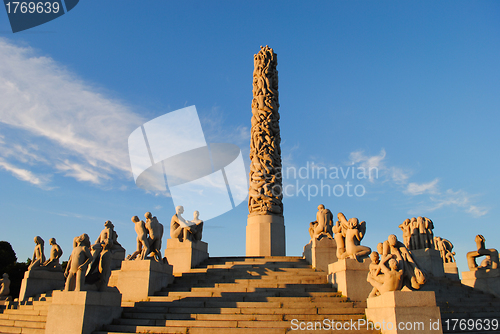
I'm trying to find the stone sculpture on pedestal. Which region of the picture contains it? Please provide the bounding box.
[128,216,151,260]
[381,234,426,289]
[367,252,403,297]
[434,236,455,263]
[246,45,285,256]
[333,212,370,261]
[466,234,499,270]
[65,234,92,292]
[170,206,203,243]
[145,212,164,261]
[399,216,434,250]
[43,238,63,271]
[309,204,333,240]
[28,236,46,271]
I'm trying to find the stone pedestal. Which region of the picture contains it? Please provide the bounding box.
[411,249,445,277]
[461,268,500,297]
[109,259,174,302]
[246,215,285,256]
[165,239,209,274]
[19,270,65,301]
[365,291,442,334]
[45,290,122,334]
[303,237,337,272]
[443,262,459,280]
[328,258,370,301]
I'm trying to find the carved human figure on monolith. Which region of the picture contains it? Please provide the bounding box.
[332,212,370,261]
[28,236,46,271]
[170,206,203,243]
[43,238,63,271]
[382,234,426,289]
[0,273,10,298]
[309,204,333,240]
[127,216,150,260]
[466,235,499,270]
[145,212,164,261]
[65,234,92,291]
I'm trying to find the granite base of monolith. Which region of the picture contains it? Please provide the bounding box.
[165,239,209,274]
[246,214,285,256]
[365,291,442,334]
[303,237,337,272]
[109,259,174,301]
[328,258,370,301]
[411,249,445,277]
[461,268,500,297]
[19,270,65,301]
[45,290,122,334]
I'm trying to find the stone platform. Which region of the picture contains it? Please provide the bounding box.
[303,237,337,272]
[165,238,209,274]
[109,259,174,302]
[19,269,65,301]
[45,290,122,334]
[328,258,371,301]
[365,291,442,334]
[461,268,500,298]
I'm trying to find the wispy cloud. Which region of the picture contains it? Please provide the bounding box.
[349,150,488,217]
[0,38,145,187]
[349,149,411,184]
[0,159,52,189]
[405,178,439,195]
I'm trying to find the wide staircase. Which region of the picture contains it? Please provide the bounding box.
[0,293,51,334]
[95,256,378,334]
[423,277,500,333]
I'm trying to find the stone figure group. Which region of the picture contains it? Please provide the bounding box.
[248,45,283,216]
[27,236,63,272]
[466,235,499,271]
[367,251,403,297]
[398,216,434,250]
[127,212,164,262]
[308,206,371,262]
[367,234,427,295]
[434,236,455,263]
[333,212,371,261]
[170,206,204,243]
[308,204,333,240]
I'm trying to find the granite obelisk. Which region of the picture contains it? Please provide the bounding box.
[246,46,286,256]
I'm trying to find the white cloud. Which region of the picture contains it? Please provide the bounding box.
[0,38,145,187]
[409,189,489,218]
[0,159,52,189]
[405,178,439,195]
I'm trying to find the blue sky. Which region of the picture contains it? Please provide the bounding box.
[0,1,499,274]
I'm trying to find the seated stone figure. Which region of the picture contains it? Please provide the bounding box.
[466,235,499,270]
[65,234,93,291]
[42,238,63,271]
[170,206,203,242]
[145,212,164,261]
[0,273,10,299]
[367,254,403,297]
[28,236,46,271]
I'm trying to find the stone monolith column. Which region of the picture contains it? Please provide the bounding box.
[246,46,285,256]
